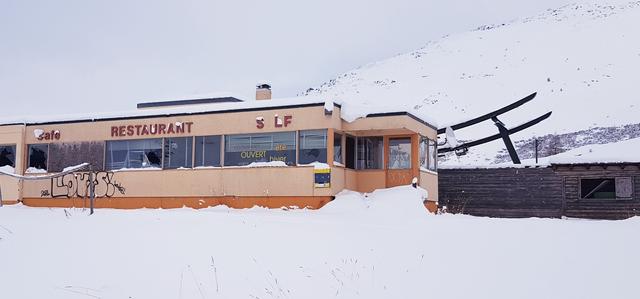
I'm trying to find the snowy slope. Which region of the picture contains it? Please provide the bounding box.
[305,0,640,164]
[1,187,639,299]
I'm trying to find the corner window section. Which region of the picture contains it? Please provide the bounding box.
[0,145,16,168]
[299,129,327,164]
[356,136,383,169]
[195,136,221,167]
[163,137,193,169]
[106,139,162,170]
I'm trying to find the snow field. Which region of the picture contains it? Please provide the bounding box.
[0,186,638,299]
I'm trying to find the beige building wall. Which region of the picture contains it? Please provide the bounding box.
[0,125,24,202]
[420,171,438,202]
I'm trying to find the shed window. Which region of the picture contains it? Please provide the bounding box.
[0,145,16,168]
[163,137,193,169]
[356,136,383,169]
[299,130,327,164]
[106,139,162,170]
[28,144,49,172]
[195,136,221,167]
[580,177,633,199]
[224,132,296,166]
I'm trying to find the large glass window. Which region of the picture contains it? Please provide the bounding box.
[356,136,383,169]
[163,137,193,169]
[224,132,296,166]
[195,136,221,167]
[49,142,105,172]
[388,138,412,169]
[106,139,162,170]
[333,133,343,165]
[28,144,49,171]
[299,130,327,164]
[345,135,356,169]
[0,145,16,168]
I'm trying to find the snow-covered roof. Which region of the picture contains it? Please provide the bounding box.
[0,95,437,129]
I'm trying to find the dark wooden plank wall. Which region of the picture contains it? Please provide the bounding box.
[439,164,640,219]
[438,168,564,218]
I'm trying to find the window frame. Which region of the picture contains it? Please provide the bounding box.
[579,177,633,200]
[0,144,17,168]
[298,129,328,164]
[194,135,222,168]
[27,143,50,172]
[105,138,163,171]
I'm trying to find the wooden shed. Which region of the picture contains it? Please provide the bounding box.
[439,162,640,220]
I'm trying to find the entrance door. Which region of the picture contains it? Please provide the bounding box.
[386,137,413,187]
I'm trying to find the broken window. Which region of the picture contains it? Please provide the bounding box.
[0,145,16,168]
[580,177,633,199]
[48,142,105,172]
[105,139,162,170]
[28,144,49,172]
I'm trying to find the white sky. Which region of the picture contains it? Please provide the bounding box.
[0,0,576,118]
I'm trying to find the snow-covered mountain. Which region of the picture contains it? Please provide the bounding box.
[304,0,640,165]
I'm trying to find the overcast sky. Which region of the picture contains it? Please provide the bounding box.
[0,0,575,118]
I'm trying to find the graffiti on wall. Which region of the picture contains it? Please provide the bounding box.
[40,171,126,199]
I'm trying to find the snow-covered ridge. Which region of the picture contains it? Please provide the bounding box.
[305,0,640,166]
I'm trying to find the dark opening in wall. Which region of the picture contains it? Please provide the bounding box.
[28,144,49,171]
[580,178,616,199]
[0,145,16,168]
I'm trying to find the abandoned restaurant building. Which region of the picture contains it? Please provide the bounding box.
[0,85,439,209]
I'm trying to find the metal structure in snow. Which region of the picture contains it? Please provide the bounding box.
[437,92,552,164]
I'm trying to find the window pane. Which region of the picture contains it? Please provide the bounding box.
[0,145,16,168]
[49,142,105,172]
[224,132,296,166]
[195,136,221,167]
[333,133,343,164]
[419,137,428,169]
[345,135,356,169]
[164,137,193,169]
[388,138,412,169]
[428,139,437,171]
[106,139,162,170]
[356,137,383,169]
[28,144,49,171]
[299,130,327,164]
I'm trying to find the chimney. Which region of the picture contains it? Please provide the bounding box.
[256,83,272,100]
